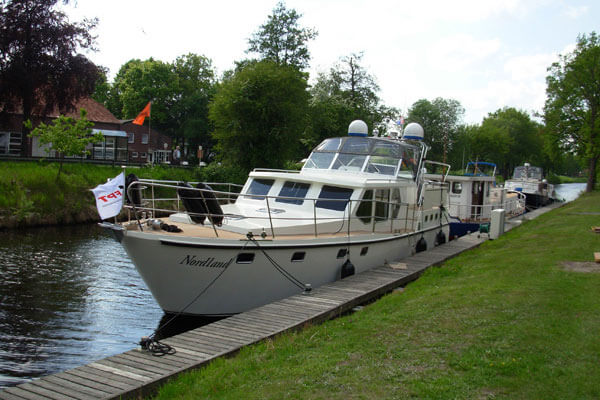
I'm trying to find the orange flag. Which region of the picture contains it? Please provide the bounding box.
[132,102,151,125]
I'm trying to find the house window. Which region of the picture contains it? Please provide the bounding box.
[132,152,138,158]
[140,152,147,158]
[142,134,149,144]
[0,132,9,154]
[128,133,135,144]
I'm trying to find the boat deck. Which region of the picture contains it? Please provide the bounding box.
[124,218,413,240]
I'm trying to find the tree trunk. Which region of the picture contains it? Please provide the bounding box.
[586,154,598,192]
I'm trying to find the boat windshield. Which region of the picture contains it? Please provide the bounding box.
[513,166,542,180]
[303,137,420,179]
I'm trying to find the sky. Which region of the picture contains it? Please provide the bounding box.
[63,0,599,124]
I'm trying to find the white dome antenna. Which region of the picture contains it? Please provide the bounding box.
[348,120,368,137]
[402,122,424,141]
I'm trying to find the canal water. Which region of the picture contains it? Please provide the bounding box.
[0,183,587,388]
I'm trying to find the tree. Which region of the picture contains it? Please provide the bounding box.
[111,58,179,133]
[545,31,600,192]
[170,54,216,153]
[247,1,317,70]
[303,53,383,150]
[407,98,464,163]
[27,109,102,180]
[0,0,100,156]
[209,60,309,170]
[471,107,542,179]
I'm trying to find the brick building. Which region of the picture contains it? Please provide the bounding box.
[0,97,173,164]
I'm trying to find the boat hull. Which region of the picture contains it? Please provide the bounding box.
[117,225,448,316]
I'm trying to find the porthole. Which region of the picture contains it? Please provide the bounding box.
[291,252,306,262]
[236,253,255,264]
[337,249,347,258]
[360,247,369,256]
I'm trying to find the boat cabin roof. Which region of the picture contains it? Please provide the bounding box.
[301,136,421,179]
[513,165,543,180]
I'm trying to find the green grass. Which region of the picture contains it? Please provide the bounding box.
[556,175,588,184]
[0,161,246,225]
[153,192,600,399]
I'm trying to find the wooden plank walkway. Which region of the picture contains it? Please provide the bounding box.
[0,204,561,400]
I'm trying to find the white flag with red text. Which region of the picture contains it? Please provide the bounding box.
[91,172,125,220]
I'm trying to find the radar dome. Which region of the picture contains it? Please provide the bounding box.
[402,122,424,141]
[348,120,368,137]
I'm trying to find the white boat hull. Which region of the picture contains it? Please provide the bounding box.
[116,225,448,316]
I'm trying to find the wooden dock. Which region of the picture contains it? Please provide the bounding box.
[0,204,560,400]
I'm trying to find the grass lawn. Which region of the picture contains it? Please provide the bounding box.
[153,192,600,399]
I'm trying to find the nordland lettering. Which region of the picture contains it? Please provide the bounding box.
[179,255,233,269]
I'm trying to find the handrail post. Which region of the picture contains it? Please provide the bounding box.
[313,199,318,238]
[265,196,275,239]
[347,199,351,237]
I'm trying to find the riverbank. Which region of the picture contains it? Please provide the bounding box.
[153,191,600,399]
[0,161,245,229]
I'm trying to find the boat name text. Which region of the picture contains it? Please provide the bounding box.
[179,255,233,269]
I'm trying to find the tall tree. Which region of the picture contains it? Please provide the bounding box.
[171,53,216,152]
[110,58,179,134]
[407,98,464,163]
[545,31,600,192]
[247,1,317,70]
[471,107,542,179]
[0,0,100,156]
[303,53,383,150]
[209,60,309,170]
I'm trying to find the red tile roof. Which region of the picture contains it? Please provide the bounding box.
[2,97,120,124]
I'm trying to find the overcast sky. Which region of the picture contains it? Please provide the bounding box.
[64,0,598,124]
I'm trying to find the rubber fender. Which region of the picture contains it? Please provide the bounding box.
[415,237,427,253]
[196,183,224,226]
[125,173,142,206]
[341,259,355,279]
[177,182,207,224]
[435,230,446,246]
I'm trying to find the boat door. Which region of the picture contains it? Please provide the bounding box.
[471,181,484,220]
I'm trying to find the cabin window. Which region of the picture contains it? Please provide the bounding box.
[276,181,310,205]
[337,249,347,258]
[360,247,369,256]
[332,154,367,171]
[375,189,390,221]
[341,137,372,154]
[315,137,342,152]
[391,188,401,218]
[304,152,335,169]
[371,140,402,158]
[356,190,373,224]
[316,186,353,211]
[236,253,255,264]
[452,182,462,194]
[291,252,306,262]
[366,156,399,175]
[486,182,490,197]
[246,179,275,200]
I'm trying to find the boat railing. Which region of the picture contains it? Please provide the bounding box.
[124,179,444,239]
[448,193,526,223]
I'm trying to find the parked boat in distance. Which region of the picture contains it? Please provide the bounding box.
[101,120,451,316]
[426,161,525,239]
[504,163,556,209]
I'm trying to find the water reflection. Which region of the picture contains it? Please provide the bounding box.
[554,183,587,202]
[0,224,213,388]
